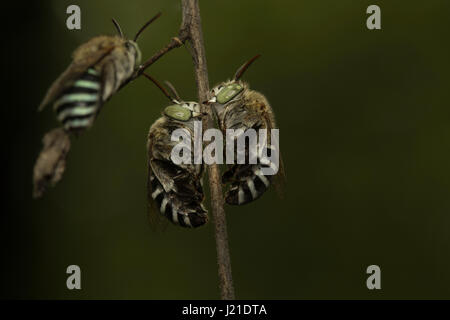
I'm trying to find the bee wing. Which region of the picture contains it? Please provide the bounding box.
[147,159,169,232]
[262,110,286,200]
[273,150,286,199]
[38,45,116,111]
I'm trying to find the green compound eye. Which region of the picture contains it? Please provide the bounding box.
[216,83,243,104]
[164,105,192,121]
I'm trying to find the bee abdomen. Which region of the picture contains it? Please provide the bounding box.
[225,165,272,205]
[225,144,277,205]
[150,173,207,228]
[54,68,101,132]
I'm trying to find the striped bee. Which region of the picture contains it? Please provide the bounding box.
[144,74,208,228]
[38,13,161,133]
[208,55,285,205]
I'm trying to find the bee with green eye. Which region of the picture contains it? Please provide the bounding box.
[143,74,208,229]
[38,13,161,133]
[208,55,285,205]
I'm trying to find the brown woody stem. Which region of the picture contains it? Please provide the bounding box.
[180,0,235,300]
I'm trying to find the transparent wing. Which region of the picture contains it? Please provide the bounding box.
[265,111,286,200]
[273,150,286,199]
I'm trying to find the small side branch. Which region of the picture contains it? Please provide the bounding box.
[138,35,187,75]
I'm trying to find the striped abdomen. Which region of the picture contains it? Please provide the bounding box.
[55,68,101,132]
[149,172,207,228]
[225,146,277,205]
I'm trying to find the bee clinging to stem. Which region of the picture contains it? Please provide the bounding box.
[38,13,162,133]
[143,73,208,229]
[208,54,285,205]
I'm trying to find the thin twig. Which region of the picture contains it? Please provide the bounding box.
[180,0,235,300]
[137,35,187,75]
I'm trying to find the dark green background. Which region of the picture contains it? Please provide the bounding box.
[2,0,450,299]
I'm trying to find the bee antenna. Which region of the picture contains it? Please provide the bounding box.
[111,18,124,38]
[142,73,174,102]
[234,54,261,80]
[164,81,182,102]
[134,12,162,42]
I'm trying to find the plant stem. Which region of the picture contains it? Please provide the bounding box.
[180,0,235,300]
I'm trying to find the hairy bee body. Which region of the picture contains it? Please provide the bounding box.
[40,35,141,133]
[147,102,208,228]
[38,12,163,133]
[211,81,279,205]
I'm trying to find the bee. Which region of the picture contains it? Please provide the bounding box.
[143,74,208,228]
[208,55,285,205]
[38,13,161,133]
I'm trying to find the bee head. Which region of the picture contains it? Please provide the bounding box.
[164,102,198,121]
[125,40,142,69]
[142,73,204,121]
[208,54,260,105]
[210,81,244,105]
[163,101,203,121]
[111,13,161,69]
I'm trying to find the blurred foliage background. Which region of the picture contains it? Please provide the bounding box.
[2,0,450,299]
